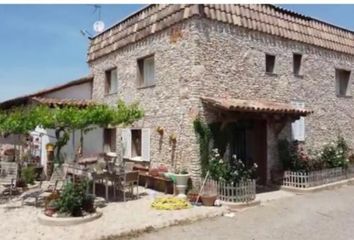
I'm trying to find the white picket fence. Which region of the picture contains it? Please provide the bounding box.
[204,179,256,203]
[283,165,354,188]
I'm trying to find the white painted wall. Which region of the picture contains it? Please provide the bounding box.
[43,82,92,100]
[0,80,104,176]
[45,127,103,163]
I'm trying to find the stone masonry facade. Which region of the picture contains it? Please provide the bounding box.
[89,6,354,182]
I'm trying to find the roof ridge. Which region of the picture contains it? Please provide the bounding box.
[92,4,354,40]
[88,4,354,61]
[269,4,354,35]
[0,75,93,108]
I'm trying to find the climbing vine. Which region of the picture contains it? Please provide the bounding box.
[193,118,211,176]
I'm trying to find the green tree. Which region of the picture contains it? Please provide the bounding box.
[0,101,143,163]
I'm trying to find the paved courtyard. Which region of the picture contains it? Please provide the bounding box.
[130,184,354,240]
[0,188,226,240]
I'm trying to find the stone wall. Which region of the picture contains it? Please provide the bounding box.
[89,17,354,182]
[192,18,354,180]
[89,21,202,179]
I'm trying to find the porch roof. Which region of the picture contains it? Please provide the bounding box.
[201,97,313,117]
[30,97,96,108]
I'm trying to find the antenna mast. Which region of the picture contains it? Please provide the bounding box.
[93,5,105,34]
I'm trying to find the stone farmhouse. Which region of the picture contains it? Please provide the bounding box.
[88,4,354,184]
[2,4,354,185]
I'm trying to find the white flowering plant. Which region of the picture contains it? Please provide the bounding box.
[320,136,350,168]
[278,136,350,172]
[208,148,257,184]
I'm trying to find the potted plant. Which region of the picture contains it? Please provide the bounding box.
[45,199,58,217]
[173,168,190,198]
[187,188,202,203]
[200,194,217,206]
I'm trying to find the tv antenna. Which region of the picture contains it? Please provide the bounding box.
[92,5,105,34]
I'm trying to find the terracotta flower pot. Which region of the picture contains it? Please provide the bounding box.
[201,195,217,206]
[44,207,57,217]
[187,193,202,203]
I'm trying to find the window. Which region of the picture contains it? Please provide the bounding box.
[105,68,118,95]
[293,53,302,76]
[103,128,117,153]
[265,54,276,74]
[291,101,305,141]
[122,128,150,161]
[131,130,142,158]
[335,69,351,97]
[138,55,155,87]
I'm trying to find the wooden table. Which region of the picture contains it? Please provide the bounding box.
[63,163,89,183]
[91,171,124,201]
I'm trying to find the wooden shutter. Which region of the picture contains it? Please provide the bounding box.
[121,129,131,159]
[141,128,150,161]
[291,101,305,141]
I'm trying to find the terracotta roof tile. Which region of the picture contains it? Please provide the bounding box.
[88,4,354,62]
[31,97,96,108]
[201,97,313,116]
[0,76,93,109]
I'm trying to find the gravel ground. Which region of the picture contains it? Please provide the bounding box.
[0,189,226,240]
[130,184,354,240]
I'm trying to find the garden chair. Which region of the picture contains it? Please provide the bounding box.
[47,165,67,191]
[124,162,135,171]
[0,162,18,198]
[121,171,139,202]
[36,165,67,205]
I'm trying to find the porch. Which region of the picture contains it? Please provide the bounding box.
[201,97,313,188]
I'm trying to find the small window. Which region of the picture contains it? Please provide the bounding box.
[293,53,302,76]
[265,54,276,74]
[103,128,117,153]
[105,68,118,95]
[335,69,351,97]
[122,128,150,161]
[138,55,155,87]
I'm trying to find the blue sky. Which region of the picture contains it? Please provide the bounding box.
[0,4,353,101]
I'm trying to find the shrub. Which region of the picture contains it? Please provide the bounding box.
[56,181,92,217]
[320,136,349,168]
[21,166,35,185]
[278,136,350,172]
[82,193,95,213]
[208,148,257,184]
